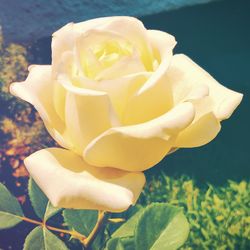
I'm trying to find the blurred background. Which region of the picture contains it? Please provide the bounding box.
[0,0,249,249]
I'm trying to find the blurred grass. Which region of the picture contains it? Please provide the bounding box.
[0,30,55,207]
[0,29,55,181]
[140,174,250,249]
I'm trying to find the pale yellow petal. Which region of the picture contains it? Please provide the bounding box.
[174,113,221,147]
[51,17,128,75]
[167,54,243,120]
[56,48,150,122]
[52,17,115,75]
[98,16,154,70]
[74,29,145,80]
[62,82,120,154]
[24,148,146,212]
[174,97,221,147]
[122,30,176,125]
[68,72,151,122]
[10,65,71,149]
[95,50,145,81]
[52,23,76,77]
[84,102,195,171]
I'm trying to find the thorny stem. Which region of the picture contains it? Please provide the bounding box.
[18,211,107,249]
[83,211,106,249]
[18,216,87,241]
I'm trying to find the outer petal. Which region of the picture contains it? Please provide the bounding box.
[174,97,221,147]
[24,148,145,212]
[84,102,195,171]
[167,54,243,120]
[122,30,176,125]
[9,65,71,149]
[63,83,120,154]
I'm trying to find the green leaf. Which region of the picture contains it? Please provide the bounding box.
[106,206,142,250]
[106,238,125,250]
[63,209,98,236]
[106,237,135,250]
[23,226,68,250]
[112,208,143,238]
[135,203,189,250]
[0,182,24,229]
[28,178,61,221]
[121,237,135,250]
[28,178,48,219]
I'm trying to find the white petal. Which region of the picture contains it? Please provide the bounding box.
[95,50,145,81]
[56,49,151,122]
[10,65,71,149]
[174,96,221,147]
[74,29,145,79]
[167,54,243,120]
[84,102,195,171]
[98,16,154,70]
[24,148,146,212]
[63,83,120,154]
[52,17,117,75]
[122,30,176,125]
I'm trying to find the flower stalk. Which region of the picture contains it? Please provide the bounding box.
[18,216,87,242]
[18,211,107,249]
[83,211,106,249]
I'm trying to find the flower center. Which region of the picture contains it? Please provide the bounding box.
[82,40,133,80]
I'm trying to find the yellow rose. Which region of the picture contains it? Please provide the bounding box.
[10,16,242,212]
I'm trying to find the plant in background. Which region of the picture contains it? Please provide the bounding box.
[141,175,250,249]
[0,27,55,194]
[1,16,242,249]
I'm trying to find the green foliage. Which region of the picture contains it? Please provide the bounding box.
[0,31,55,173]
[106,237,135,250]
[28,178,48,219]
[111,207,143,239]
[1,173,249,250]
[0,182,24,229]
[140,174,250,250]
[135,204,189,250]
[63,209,98,236]
[23,226,68,250]
[28,178,61,221]
[107,203,189,250]
[2,177,189,250]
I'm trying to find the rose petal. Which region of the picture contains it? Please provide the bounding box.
[174,97,221,147]
[56,50,151,122]
[10,65,71,149]
[84,102,195,171]
[174,113,221,147]
[98,16,154,71]
[52,17,119,75]
[122,30,176,125]
[24,148,145,212]
[70,72,151,122]
[52,16,149,76]
[75,29,145,80]
[167,54,243,120]
[63,83,120,154]
[95,50,145,81]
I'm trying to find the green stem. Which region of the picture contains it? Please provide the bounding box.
[83,211,106,249]
[18,216,86,240]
